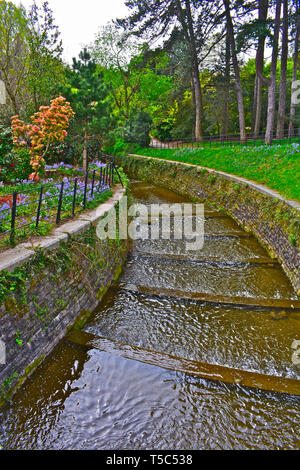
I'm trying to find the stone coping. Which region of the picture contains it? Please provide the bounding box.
[129,154,300,212]
[0,186,126,273]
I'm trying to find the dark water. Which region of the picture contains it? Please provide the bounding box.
[1,182,299,450]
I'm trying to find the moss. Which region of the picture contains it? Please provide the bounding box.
[0,355,45,407]
[19,356,45,386]
[70,309,93,331]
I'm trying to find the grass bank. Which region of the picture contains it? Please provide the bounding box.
[133,143,300,202]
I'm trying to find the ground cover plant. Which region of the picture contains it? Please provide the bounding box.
[133,143,300,201]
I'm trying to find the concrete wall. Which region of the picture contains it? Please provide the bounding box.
[116,154,300,294]
[0,188,127,402]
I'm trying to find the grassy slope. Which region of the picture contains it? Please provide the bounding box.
[134,144,300,202]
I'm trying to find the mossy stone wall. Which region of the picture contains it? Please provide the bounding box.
[0,225,127,403]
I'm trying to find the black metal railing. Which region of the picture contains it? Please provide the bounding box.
[150,129,299,150]
[0,158,123,248]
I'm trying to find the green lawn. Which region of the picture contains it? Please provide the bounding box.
[134,143,300,202]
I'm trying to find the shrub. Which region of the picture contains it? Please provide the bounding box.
[123,111,152,147]
[0,125,13,159]
[0,148,34,183]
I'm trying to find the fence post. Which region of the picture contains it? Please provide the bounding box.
[83,172,88,209]
[99,167,103,189]
[109,163,113,186]
[72,178,78,217]
[36,185,44,229]
[91,170,96,196]
[56,182,64,224]
[113,163,124,187]
[10,191,18,247]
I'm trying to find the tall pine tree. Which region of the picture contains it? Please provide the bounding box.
[62,49,110,174]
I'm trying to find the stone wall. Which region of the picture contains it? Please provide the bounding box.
[0,188,128,402]
[116,154,300,294]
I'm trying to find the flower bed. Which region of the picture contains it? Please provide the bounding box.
[0,163,118,251]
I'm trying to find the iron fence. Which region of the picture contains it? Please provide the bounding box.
[0,158,122,249]
[150,129,299,150]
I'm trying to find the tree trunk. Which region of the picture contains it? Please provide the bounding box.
[176,0,203,141]
[265,0,282,144]
[192,67,203,142]
[254,0,269,137]
[83,128,88,176]
[288,3,300,139]
[254,77,264,138]
[251,74,259,135]
[223,0,246,143]
[33,86,39,113]
[186,0,203,141]
[276,0,289,139]
[221,32,231,137]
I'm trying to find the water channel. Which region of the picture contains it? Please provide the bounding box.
[0,181,299,450]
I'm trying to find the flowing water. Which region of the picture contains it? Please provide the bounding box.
[0,182,300,450]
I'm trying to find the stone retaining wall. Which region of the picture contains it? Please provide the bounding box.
[0,187,127,402]
[116,154,300,294]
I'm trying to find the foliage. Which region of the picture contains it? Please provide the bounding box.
[26,1,65,113]
[0,1,66,121]
[0,148,32,183]
[11,96,74,179]
[60,49,110,169]
[123,111,153,147]
[0,1,28,119]
[0,125,13,158]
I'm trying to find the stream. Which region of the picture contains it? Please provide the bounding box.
[0,181,299,450]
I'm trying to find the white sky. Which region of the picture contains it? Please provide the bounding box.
[11,0,130,64]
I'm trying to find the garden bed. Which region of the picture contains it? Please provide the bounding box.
[0,161,125,252]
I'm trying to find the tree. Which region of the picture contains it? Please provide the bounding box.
[264,0,282,144]
[288,0,300,138]
[90,22,142,119]
[11,96,74,179]
[276,0,289,139]
[0,1,28,118]
[62,49,110,174]
[118,0,221,142]
[223,0,247,143]
[253,0,269,137]
[26,1,65,113]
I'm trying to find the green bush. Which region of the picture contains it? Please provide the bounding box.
[123,111,152,147]
[154,121,173,142]
[0,125,13,159]
[104,138,142,156]
[0,148,33,183]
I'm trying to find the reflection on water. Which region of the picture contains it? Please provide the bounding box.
[0,182,299,450]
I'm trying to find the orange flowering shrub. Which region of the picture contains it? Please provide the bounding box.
[11,96,75,181]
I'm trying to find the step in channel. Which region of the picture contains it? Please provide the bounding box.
[117,284,300,311]
[65,330,300,397]
[128,252,279,267]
